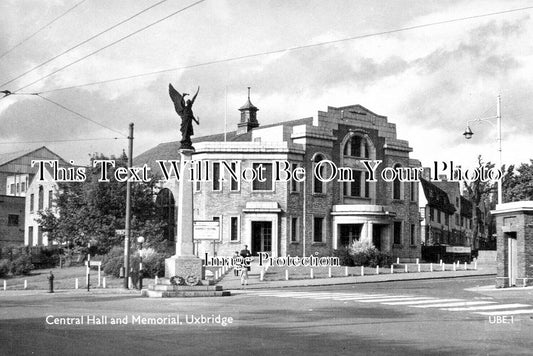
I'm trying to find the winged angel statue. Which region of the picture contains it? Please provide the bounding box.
[168,84,200,150]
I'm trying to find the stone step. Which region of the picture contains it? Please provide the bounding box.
[157,278,215,286]
[142,289,231,298]
[148,284,223,292]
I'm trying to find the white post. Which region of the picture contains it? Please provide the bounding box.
[361,266,364,276]
[98,266,101,287]
[103,277,107,289]
[155,276,159,285]
[215,270,219,280]
[430,263,433,272]
[440,259,443,266]
[464,262,467,270]
[310,268,314,279]
[404,264,408,273]
[391,265,394,274]
[453,263,456,271]
[328,267,332,278]
[260,269,264,281]
[416,258,419,265]
[24,280,27,289]
[396,257,400,264]
[75,278,79,289]
[345,266,348,276]
[285,269,289,281]
[3,280,6,291]
[376,266,379,275]
[417,264,421,273]
[128,277,132,289]
[474,260,477,270]
[442,263,445,272]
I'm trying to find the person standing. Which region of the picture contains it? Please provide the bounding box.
[240,245,252,285]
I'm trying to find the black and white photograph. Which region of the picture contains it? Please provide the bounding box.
[1,1,533,355]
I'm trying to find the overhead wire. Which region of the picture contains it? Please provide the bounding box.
[13,0,207,92]
[0,0,88,61]
[0,0,169,88]
[0,137,125,145]
[30,4,533,95]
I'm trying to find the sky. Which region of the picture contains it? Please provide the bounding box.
[0,0,532,172]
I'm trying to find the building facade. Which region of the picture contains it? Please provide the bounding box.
[137,98,422,261]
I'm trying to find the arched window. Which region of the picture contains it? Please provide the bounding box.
[392,164,402,200]
[156,188,176,242]
[343,134,370,158]
[38,186,44,210]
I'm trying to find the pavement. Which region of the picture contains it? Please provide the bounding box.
[219,263,498,290]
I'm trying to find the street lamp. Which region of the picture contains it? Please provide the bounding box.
[137,236,145,290]
[462,95,503,205]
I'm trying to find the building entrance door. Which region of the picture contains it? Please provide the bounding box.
[372,225,383,250]
[251,221,272,256]
[507,232,518,286]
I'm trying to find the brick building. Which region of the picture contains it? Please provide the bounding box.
[136,95,422,261]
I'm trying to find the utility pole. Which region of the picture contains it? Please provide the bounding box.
[124,123,134,289]
[496,95,502,205]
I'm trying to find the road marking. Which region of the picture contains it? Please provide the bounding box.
[413,301,496,308]
[334,295,409,301]
[382,299,459,305]
[443,304,531,311]
[475,309,533,316]
[358,297,433,303]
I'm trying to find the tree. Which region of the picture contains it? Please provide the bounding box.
[38,153,170,255]
[503,159,533,202]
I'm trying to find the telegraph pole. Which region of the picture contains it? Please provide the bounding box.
[124,123,134,289]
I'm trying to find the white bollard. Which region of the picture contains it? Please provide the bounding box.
[391,265,394,274]
[453,263,456,271]
[430,263,433,272]
[328,267,332,278]
[310,268,314,279]
[24,280,27,289]
[396,257,400,264]
[345,266,349,276]
[75,278,79,289]
[260,269,264,281]
[128,277,132,289]
[98,267,101,287]
[3,280,6,291]
[285,269,289,281]
[474,260,477,270]
[376,266,379,275]
[102,277,106,289]
[361,266,364,276]
[404,264,408,273]
[417,264,421,273]
[440,259,443,266]
[155,276,158,285]
[215,270,219,280]
[464,262,467,271]
[442,263,445,272]
[416,258,419,265]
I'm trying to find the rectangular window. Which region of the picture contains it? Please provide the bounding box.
[28,226,33,246]
[437,210,441,224]
[10,184,15,195]
[230,162,239,191]
[291,217,299,242]
[290,163,300,192]
[429,208,434,221]
[7,214,19,226]
[48,190,53,209]
[230,217,239,241]
[393,221,402,245]
[410,224,416,245]
[445,214,449,225]
[351,170,361,197]
[21,182,26,193]
[212,162,221,191]
[365,172,370,198]
[30,194,34,212]
[410,182,416,201]
[252,163,273,191]
[38,187,44,210]
[16,183,20,193]
[195,180,201,192]
[313,217,324,243]
[37,226,43,245]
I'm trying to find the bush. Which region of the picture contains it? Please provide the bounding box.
[332,247,354,266]
[101,246,168,278]
[349,239,392,267]
[0,259,10,277]
[102,246,125,278]
[140,249,169,278]
[10,254,34,275]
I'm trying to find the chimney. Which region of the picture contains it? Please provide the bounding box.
[237,87,259,135]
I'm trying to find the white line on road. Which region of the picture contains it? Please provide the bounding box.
[474,309,533,316]
[442,304,531,311]
[382,299,460,305]
[334,295,410,301]
[358,297,434,303]
[413,301,496,308]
